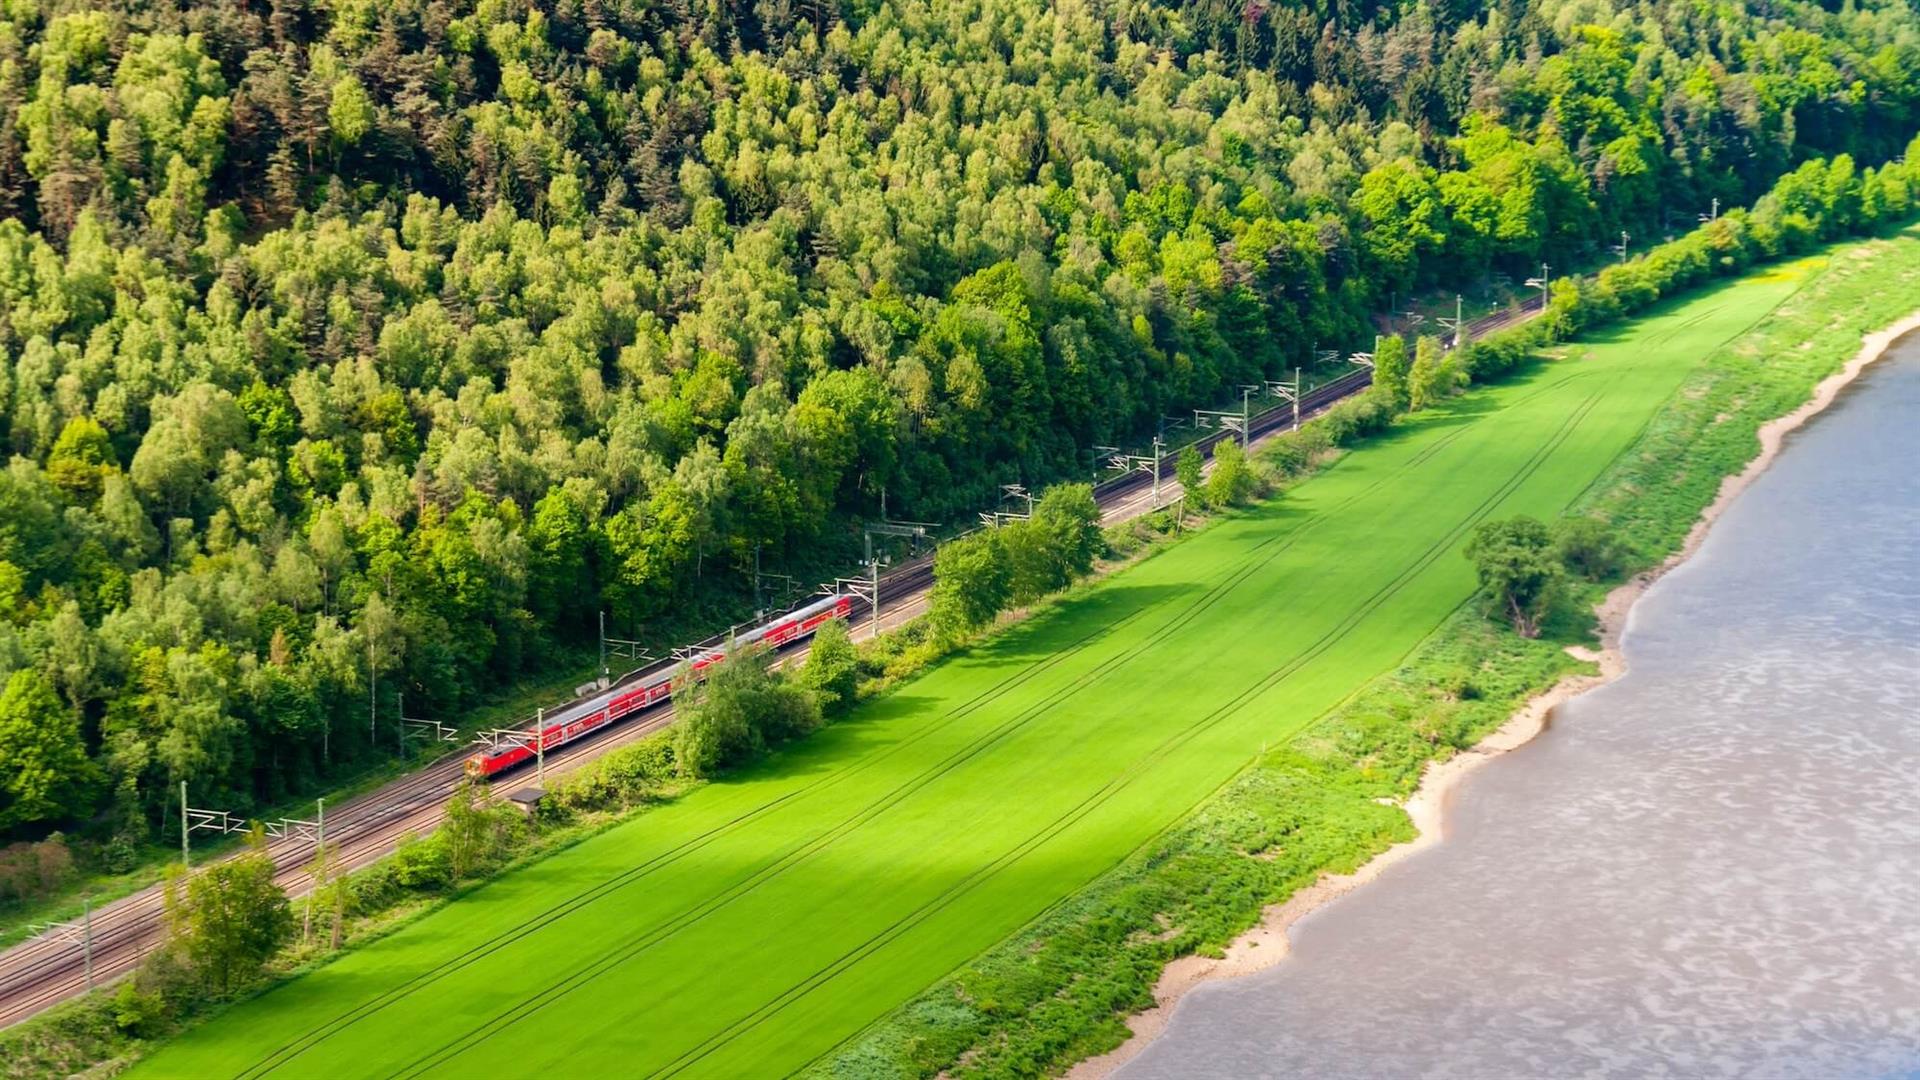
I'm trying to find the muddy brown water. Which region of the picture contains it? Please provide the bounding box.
[1118,339,1920,1079]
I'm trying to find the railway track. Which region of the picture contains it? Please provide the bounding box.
[0,301,1537,1028]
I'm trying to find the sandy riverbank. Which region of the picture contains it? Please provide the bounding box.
[1069,308,1920,1080]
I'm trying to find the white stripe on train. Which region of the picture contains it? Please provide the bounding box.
[465,595,855,777]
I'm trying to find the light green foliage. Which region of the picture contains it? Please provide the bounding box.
[1355,159,1447,290]
[672,645,820,779]
[45,417,115,502]
[797,617,859,716]
[1002,482,1102,602]
[928,530,1012,636]
[1408,334,1451,411]
[1175,444,1204,497]
[547,734,679,817]
[326,76,372,147]
[439,779,497,883]
[1371,335,1411,410]
[0,0,1917,849]
[164,830,291,995]
[129,244,1830,1080]
[1205,439,1255,508]
[389,831,451,892]
[933,481,1106,626]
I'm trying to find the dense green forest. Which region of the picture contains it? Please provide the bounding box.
[0,0,1917,846]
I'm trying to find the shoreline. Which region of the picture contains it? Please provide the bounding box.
[1068,308,1920,1080]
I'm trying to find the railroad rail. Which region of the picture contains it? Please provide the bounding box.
[0,298,1539,1027]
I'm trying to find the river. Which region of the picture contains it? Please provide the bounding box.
[1117,337,1920,1078]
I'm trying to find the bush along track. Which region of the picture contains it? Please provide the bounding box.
[809,227,1920,1079]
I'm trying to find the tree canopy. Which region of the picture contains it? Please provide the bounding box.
[3,0,1920,838]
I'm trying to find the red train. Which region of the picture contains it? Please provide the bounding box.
[465,594,855,778]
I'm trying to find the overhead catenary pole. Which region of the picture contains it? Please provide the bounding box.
[535,707,546,786]
[1240,386,1252,450]
[368,639,376,741]
[1152,434,1164,503]
[599,610,609,684]
[80,897,93,990]
[180,780,190,868]
[870,559,881,635]
[1292,368,1302,430]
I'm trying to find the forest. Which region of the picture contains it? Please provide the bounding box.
[2,0,1919,850]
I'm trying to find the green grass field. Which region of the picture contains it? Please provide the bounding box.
[131,261,1815,1080]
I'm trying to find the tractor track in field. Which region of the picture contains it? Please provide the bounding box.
[0,306,1533,1031]
[231,602,1157,1076]
[239,368,1519,1075]
[660,389,1608,1079]
[292,379,1595,1077]
[239,380,1490,1074]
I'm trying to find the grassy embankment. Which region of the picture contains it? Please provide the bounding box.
[108,232,1910,1080]
[816,229,1920,1076]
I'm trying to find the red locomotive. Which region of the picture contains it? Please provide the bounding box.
[465,594,855,778]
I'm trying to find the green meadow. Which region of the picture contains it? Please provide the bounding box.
[133,261,1815,1079]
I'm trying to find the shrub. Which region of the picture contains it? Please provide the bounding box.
[391,831,452,891]
[673,646,820,778]
[0,834,75,902]
[551,734,678,814]
[798,618,859,716]
[1205,439,1255,507]
[928,529,1012,637]
[1553,516,1625,581]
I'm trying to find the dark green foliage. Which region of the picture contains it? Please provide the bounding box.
[0,671,95,830]
[1554,516,1626,581]
[1465,516,1564,637]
